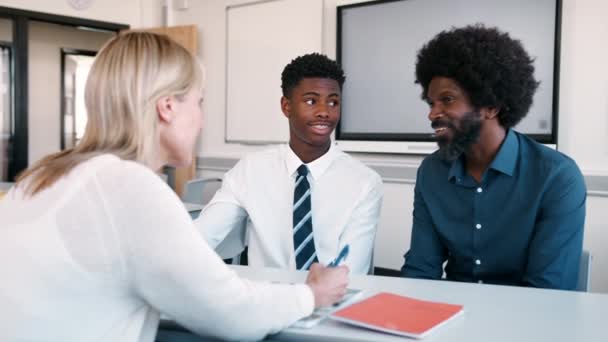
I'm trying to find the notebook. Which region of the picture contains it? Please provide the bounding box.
[329,292,463,339]
[291,288,364,329]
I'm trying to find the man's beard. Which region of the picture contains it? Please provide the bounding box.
[432,111,482,161]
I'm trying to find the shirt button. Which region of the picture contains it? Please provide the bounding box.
[475,223,482,229]
[476,187,483,193]
[475,259,481,265]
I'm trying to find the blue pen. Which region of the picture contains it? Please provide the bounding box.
[329,245,350,267]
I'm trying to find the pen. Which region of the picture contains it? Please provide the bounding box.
[328,245,349,267]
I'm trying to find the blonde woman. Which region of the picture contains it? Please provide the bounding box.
[0,32,348,341]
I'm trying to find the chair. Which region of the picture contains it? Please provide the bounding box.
[155,330,215,342]
[576,250,592,292]
[0,182,13,200]
[373,267,402,277]
[156,320,221,342]
[0,181,13,191]
[183,177,246,265]
[182,177,222,205]
[214,217,248,265]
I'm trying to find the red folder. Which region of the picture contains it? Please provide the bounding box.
[329,292,463,339]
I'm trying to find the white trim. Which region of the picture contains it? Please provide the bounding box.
[335,140,438,155]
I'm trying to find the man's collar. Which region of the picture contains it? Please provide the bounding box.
[447,129,518,181]
[488,128,518,176]
[284,142,337,180]
[447,156,466,182]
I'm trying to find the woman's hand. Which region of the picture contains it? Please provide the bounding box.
[305,263,349,308]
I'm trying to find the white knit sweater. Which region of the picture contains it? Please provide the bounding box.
[0,154,313,341]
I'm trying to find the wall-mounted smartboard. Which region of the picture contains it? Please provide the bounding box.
[335,0,561,154]
[225,0,323,144]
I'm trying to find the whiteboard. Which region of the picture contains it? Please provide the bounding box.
[225,0,323,144]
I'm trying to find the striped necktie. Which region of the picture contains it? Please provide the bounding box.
[293,164,318,270]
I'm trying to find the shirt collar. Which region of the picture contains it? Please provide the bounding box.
[284,143,337,180]
[447,157,466,182]
[447,128,518,181]
[488,128,518,176]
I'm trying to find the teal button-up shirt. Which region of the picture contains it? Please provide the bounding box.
[401,129,586,290]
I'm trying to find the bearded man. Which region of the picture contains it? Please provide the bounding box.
[400,25,586,290]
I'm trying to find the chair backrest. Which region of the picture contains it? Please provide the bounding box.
[215,217,248,265]
[576,250,592,292]
[183,177,244,264]
[368,251,375,275]
[0,181,13,191]
[0,182,13,200]
[182,177,222,205]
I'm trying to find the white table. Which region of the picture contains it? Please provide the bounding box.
[164,265,608,342]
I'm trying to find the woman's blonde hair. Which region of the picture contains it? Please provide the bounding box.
[17,31,203,196]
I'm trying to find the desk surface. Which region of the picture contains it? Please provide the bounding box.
[229,265,608,342]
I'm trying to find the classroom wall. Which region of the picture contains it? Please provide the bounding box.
[557,0,608,174]
[174,0,608,293]
[0,0,163,164]
[0,0,144,27]
[0,17,10,40]
[179,0,608,172]
[0,0,163,30]
[27,21,114,164]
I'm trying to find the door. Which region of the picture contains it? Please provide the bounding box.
[28,21,116,165]
[0,18,13,182]
[131,25,198,197]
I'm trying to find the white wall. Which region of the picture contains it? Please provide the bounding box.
[28,21,114,163]
[0,17,11,40]
[0,0,144,27]
[558,0,608,175]
[0,0,164,29]
[0,0,164,163]
[176,0,608,172]
[174,0,263,159]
